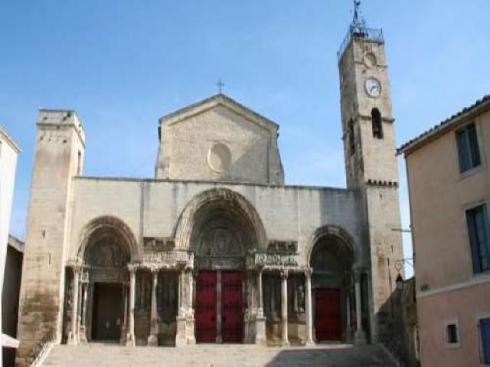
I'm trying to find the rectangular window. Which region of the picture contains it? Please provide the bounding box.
[481,319,490,364]
[446,323,459,344]
[466,204,490,273]
[456,123,481,173]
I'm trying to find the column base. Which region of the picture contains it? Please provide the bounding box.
[67,332,78,345]
[79,326,88,344]
[255,317,267,346]
[126,333,136,347]
[354,330,367,345]
[175,315,196,346]
[344,326,353,343]
[304,338,315,346]
[147,334,158,346]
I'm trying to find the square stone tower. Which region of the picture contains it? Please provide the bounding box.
[16,110,85,366]
[337,9,404,342]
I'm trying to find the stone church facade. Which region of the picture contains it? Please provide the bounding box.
[15,16,403,366]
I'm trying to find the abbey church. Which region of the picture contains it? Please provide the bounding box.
[15,9,403,366]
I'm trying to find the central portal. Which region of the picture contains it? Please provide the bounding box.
[195,270,243,343]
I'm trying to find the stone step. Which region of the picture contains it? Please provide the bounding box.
[41,343,397,367]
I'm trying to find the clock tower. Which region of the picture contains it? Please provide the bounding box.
[338,2,404,342]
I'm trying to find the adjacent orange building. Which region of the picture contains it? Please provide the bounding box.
[399,95,490,366]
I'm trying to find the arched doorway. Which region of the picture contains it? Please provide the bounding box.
[309,229,355,342]
[78,217,135,343]
[182,189,263,344]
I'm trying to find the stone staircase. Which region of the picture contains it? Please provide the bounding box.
[40,343,398,367]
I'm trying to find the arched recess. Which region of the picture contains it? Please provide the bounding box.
[76,215,138,263]
[73,216,138,343]
[174,188,267,344]
[306,225,358,267]
[307,225,357,343]
[174,188,267,253]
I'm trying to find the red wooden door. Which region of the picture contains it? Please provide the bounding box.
[195,271,217,342]
[315,288,341,341]
[221,271,243,343]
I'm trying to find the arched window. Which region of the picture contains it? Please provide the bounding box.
[348,119,355,155]
[372,108,383,139]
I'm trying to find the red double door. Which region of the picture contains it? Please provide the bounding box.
[315,288,342,341]
[195,271,243,343]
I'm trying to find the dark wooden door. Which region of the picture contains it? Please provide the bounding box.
[221,272,243,343]
[92,283,123,341]
[315,288,341,341]
[195,271,217,343]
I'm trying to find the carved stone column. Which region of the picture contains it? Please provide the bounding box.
[255,269,266,345]
[280,270,289,346]
[257,269,264,317]
[346,294,352,341]
[216,270,223,343]
[79,278,89,343]
[304,268,314,345]
[176,266,196,346]
[148,269,159,346]
[68,266,80,345]
[354,268,366,344]
[120,284,128,344]
[126,264,137,346]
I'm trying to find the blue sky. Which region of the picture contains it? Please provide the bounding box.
[1,1,490,277]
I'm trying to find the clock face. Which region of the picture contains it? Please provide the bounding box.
[365,77,381,97]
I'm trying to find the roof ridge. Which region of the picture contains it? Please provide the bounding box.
[159,93,279,128]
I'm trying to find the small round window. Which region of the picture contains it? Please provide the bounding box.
[207,143,231,173]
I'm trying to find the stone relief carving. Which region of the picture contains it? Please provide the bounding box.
[142,251,193,269]
[143,237,175,251]
[267,240,297,254]
[251,252,299,268]
[198,227,243,258]
[86,241,129,268]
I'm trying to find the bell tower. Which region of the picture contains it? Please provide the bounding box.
[338,1,403,342]
[338,1,398,188]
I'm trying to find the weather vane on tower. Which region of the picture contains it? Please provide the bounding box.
[352,0,367,30]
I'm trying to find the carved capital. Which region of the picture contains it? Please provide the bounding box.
[353,267,364,281]
[304,267,313,278]
[280,269,288,279]
[127,263,139,273]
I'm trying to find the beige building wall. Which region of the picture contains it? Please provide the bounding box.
[402,98,490,366]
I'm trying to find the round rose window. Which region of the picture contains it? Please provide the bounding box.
[207,143,231,173]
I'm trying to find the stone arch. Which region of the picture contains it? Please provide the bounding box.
[307,225,359,342]
[174,188,267,252]
[306,225,359,267]
[76,215,139,263]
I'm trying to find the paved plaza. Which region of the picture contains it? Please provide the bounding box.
[41,343,397,367]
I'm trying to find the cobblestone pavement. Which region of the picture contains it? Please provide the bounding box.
[41,343,397,367]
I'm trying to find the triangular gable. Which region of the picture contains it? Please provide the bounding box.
[159,94,279,132]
